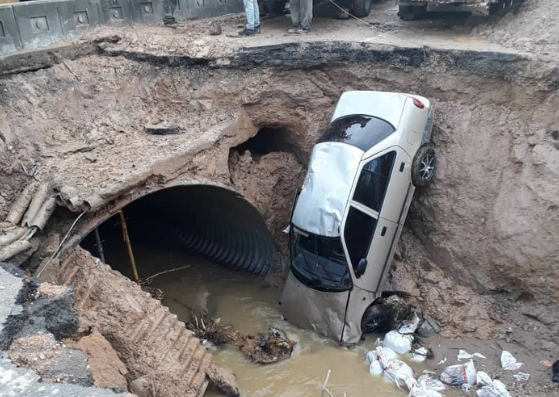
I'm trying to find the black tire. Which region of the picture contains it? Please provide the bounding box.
[361,303,392,334]
[398,4,427,21]
[412,145,436,186]
[263,0,287,15]
[352,0,372,18]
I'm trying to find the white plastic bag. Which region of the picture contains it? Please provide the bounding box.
[457,349,486,361]
[369,359,383,375]
[383,358,416,390]
[383,330,413,354]
[365,350,378,365]
[475,372,512,397]
[440,360,476,386]
[417,374,446,392]
[398,312,421,334]
[376,346,398,367]
[513,372,530,382]
[501,350,522,371]
[409,383,443,397]
[411,347,429,363]
[476,371,493,387]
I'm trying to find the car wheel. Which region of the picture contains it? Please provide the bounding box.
[360,302,392,334]
[352,0,372,18]
[398,4,427,21]
[263,0,287,15]
[412,145,436,186]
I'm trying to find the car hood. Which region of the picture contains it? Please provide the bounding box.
[330,91,407,129]
[291,142,363,237]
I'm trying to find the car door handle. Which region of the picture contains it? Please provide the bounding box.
[381,226,387,236]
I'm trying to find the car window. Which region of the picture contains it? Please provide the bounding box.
[318,115,396,152]
[353,151,397,212]
[344,206,377,271]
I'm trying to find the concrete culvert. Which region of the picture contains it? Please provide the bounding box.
[81,185,282,279]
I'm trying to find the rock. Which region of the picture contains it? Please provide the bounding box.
[206,363,240,397]
[209,21,222,36]
[417,316,441,338]
[144,123,180,135]
[66,331,128,389]
[130,375,156,397]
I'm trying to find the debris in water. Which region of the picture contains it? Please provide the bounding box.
[187,312,295,364]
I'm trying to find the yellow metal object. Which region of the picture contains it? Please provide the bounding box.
[119,210,139,283]
[0,0,19,4]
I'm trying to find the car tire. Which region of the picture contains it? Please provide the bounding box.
[352,0,372,18]
[412,145,436,186]
[263,0,287,15]
[360,302,392,334]
[398,4,427,21]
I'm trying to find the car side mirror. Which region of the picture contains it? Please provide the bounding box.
[355,258,367,278]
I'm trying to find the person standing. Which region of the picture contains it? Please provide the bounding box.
[238,0,261,36]
[288,0,312,33]
[162,0,178,27]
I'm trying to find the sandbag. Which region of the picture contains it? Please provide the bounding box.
[383,358,416,390]
[383,330,413,355]
[440,360,476,386]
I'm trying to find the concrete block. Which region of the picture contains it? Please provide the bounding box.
[12,1,65,49]
[0,6,21,53]
[130,0,163,24]
[98,0,133,26]
[58,0,102,36]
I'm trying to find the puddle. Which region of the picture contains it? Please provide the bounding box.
[100,242,459,397]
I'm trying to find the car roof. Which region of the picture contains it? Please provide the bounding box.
[330,91,409,129]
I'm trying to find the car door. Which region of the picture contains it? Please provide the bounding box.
[341,147,410,292]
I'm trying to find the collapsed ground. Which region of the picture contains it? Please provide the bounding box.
[1,1,559,396]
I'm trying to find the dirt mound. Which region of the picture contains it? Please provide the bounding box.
[472,0,559,57]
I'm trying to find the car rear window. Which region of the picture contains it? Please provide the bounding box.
[318,115,396,152]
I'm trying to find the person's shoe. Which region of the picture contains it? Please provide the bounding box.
[288,26,302,34]
[238,27,257,36]
[301,27,310,33]
[254,24,261,34]
[163,17,178,28]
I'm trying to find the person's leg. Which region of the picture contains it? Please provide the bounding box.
[253,0,261,32]
[299,0,312,31]
[239,0,257,35]
[289,0,302,30]
[162,0,178,26]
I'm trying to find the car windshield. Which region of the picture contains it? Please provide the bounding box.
[318,115,396,151]
[290,228,352,292]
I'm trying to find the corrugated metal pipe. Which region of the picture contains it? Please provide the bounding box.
[124,185,281,277]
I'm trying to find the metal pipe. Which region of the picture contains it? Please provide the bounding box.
[119,210,139,282]
[94,228,106,263]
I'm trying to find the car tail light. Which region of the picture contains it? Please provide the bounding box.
[413,98,425,109]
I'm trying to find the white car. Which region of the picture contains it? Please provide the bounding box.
[279,91,436,344]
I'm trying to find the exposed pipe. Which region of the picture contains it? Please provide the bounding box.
[5,181,39,225]
[94,228,106,263]
[119,210,139,282]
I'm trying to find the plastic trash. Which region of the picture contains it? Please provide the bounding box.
[501,350,522,371]
[417,373,446,391]
[457,349,486,361]
[383,330,413,355]
[409,383,443,397]
[553,360,559,383]
[383,358,416,390]
[412,347,429,363]
[369,360,383,375]
[374,346,398,368]
[397,312,421,334]
[440,360,476,386]
[365,350,378,365]
[513,372,530,382]
[476,371,493,387]
[477,379,512,397]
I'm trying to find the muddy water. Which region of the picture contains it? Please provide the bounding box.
[102,242,458,397]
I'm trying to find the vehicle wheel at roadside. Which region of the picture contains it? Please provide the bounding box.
[411,145,436,186]
[398,4,427,21]
[262,0,287,15]
[352,0,372,18]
